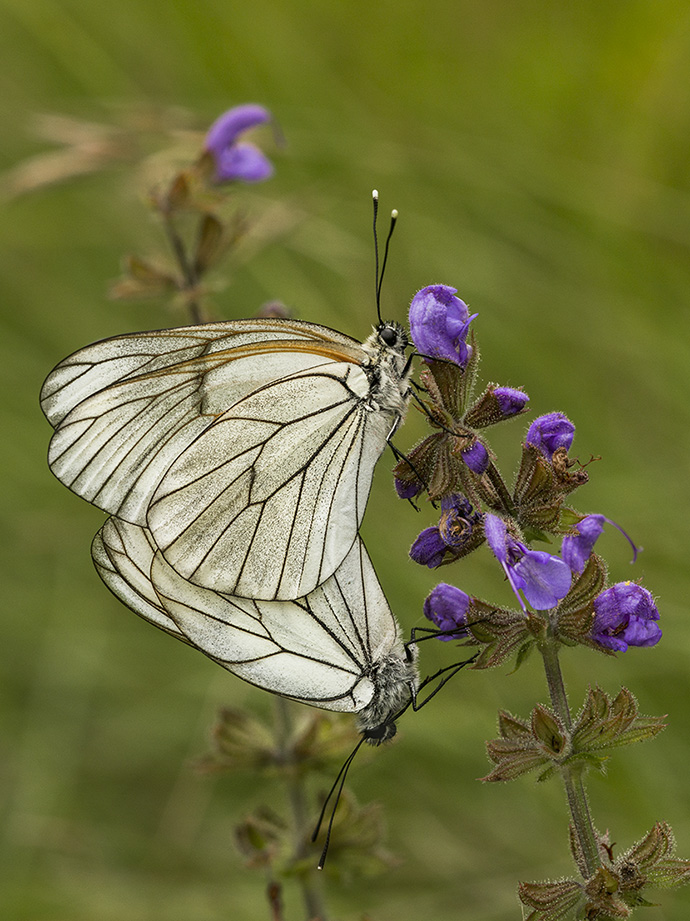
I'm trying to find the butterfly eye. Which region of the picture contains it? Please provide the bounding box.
[379,325,398,347]
[363,721,397,745]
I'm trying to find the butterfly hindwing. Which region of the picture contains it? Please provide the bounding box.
[93,517,409,715]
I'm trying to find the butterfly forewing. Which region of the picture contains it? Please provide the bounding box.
[146,361,390,599]
[42,317,411,602]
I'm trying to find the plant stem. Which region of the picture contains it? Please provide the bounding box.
[540,641,571,731]
[161,210,203,324]
[539,640,600,877]
[273,697,329,921]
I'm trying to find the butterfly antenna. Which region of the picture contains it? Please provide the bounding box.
[312,737,365,870]
[372,189,382,324]
[372,189,398,324]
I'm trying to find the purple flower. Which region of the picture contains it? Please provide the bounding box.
[562,514,606,575]
[409,284,477,367]
[592,583,661,652]
[409,494,481,568]
[423,583,471,641]
[460,439,489,474]
[562,514,641,576]
[394,477,423,500]
[484,513,572,611]
[526,412,575,461]
[410,527,447,568]
[494,387,530,418]
[204,104,273,183]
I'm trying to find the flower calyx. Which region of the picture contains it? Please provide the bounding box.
[570,686,666,757]
[520,822,690,920]
[483,685,666,785]
[482,705,569,783]
[513,441,588,538]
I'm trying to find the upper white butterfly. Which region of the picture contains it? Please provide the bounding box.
[41,316,412,601]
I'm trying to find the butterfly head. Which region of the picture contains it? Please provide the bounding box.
[375,320,408,354]
[356,646,419,747]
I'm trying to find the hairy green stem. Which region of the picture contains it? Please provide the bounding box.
[273,697,328,921]
[539,641,600,877]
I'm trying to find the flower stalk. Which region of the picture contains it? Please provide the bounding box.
[539,639,601,877]
[272,697,329,921]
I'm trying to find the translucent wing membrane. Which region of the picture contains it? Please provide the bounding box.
[41,317,409,601]
[147,362,395,598]
[91,516,189,642]
[93,517,412,715]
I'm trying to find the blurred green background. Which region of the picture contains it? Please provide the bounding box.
[2,0,690,918]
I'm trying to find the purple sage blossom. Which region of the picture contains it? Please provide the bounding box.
[494,386,530,418]
[460,439,489,474]
[204,104,273,183]
[410,526,447,568]
[592,583,661,652]
[394,477,423,500]
[410,494,481,568]
[408,284,477,367]
[526,412,575,461]
[423,583,471,641]
[562,514,606,575]
[562,514,640,576]
[484,513,572,611]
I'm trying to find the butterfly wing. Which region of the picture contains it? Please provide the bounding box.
[40,318,365,529]
[42,317,404,600]
[146,358,397,599]
[91,516,189,642]
[93,517,405,714]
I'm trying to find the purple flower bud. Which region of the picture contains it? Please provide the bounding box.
[494,386,530,418]
[394,477,423,500]
[484,513,572,611]
[460,439,489,474]
[409,526,447,568]
[204,104,273,183]
[592,583,661,652]
[408,284,477,367]
[423,583,470,641]
[526,412,575,461]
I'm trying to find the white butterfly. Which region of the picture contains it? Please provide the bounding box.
[41,317,411,601]
[92,516,419,742]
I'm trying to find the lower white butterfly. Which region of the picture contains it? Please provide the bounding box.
[92,516,419,742]
[42,317,411,601]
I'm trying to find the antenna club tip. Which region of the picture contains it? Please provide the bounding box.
[391,209,399,219]
[372,189,379,200]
